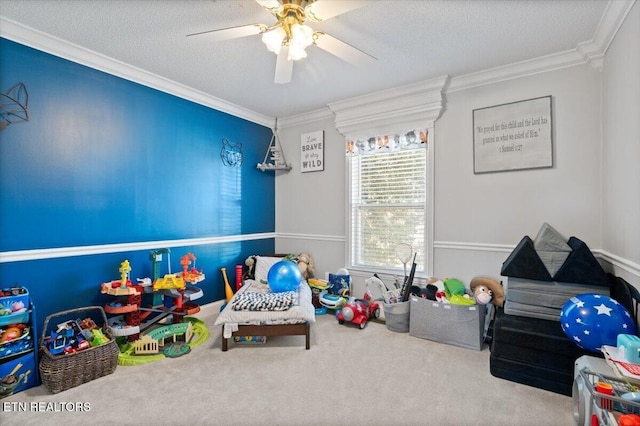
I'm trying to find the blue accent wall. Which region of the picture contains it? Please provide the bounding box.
[0,38,275,328]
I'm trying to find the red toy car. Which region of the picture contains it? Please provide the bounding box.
[336,296,380,329]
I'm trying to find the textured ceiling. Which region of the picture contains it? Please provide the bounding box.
[0,0,610,119]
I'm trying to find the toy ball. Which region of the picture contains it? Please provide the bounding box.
[561,293,636,353]
[267,260,302,293]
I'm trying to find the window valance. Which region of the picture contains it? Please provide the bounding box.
[346,129,429,156]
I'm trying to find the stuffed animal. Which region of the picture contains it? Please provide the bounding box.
[472,284,494,305]
[244,253,315,280]
[296,253,315,279]
[470,277,504,307]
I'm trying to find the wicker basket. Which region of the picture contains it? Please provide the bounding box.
[39,306,119,394]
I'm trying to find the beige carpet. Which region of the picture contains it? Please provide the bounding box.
[0,310,573,426]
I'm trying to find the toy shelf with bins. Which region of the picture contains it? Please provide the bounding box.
[0,287,40,398]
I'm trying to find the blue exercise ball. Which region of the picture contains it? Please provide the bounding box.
[560,293,636,353]
[267,260,302,293]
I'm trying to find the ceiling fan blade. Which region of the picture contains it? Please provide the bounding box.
[313,32,376,67]
[256,0,283,16]
[187,24,266,41]
[274,45,294,84]
[305,0,369,22]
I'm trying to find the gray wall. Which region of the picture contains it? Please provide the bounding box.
[601,2,640,285]
[275,4,640,293]
[434,64,602,284]
[275,115,347,277]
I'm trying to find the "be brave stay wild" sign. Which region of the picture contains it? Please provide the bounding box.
[301,130,324,173]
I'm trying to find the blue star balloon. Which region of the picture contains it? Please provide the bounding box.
[561,293,637,353]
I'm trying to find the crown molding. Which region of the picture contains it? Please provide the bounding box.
[278,107,334,128]
[447,0,636,92]
[327,75,449,138]
[0,17,274,128]
[3,0,634,130]
[592,0,637,56]
[576,0,636,71]
[446,49,586,93]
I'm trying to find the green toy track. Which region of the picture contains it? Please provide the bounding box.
[117,316,209,366]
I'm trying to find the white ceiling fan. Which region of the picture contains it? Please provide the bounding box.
[187,0,376,84]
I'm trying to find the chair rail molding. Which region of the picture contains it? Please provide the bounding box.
[0,233,276,263]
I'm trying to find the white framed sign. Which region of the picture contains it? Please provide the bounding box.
[301,130,324,173]
[473,96,553,173]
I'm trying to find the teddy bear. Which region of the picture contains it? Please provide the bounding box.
[295,252,315,279]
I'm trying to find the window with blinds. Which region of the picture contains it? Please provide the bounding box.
[348,148,426,272]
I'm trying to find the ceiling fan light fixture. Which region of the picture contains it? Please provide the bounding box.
[189,0,374,84]
[287,23,313,61]
[262,26,286,54]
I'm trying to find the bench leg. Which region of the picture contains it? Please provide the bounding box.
[305,322,310,350]
[222,326,228,351]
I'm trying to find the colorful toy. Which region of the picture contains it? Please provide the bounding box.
[319,271,351,310]
[443,278,466,297]
[619,414,640,426]
[44,320,91,356]
[0,288,28,319]
[119,260,131,289]
[336,294,381,329]
[99,254,208,364]
[0,324,25,343]
[0,362,31,397]
[267,260,302,293]
[308,278,330,314]
[319,292,347,310]
[90,329,110,347]
[221,267,234,303]
[150,250,186,291]
[180,252,205,284]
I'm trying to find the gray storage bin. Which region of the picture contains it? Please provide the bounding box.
[409,296,486,351]
[383,301,410,333]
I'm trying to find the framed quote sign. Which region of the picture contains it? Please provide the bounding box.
[301,130,324,173]
[473,96,553,173]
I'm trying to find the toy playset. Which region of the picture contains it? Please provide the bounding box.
[100,250,209,365]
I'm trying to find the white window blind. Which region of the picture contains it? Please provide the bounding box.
[349,149,426,272]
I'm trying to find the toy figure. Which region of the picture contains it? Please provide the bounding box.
[0,325,24,343]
